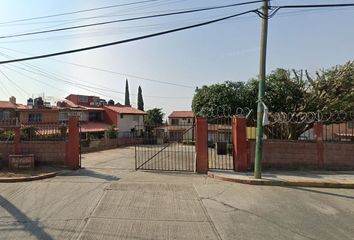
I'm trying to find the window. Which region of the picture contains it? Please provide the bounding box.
[89,112,102,121]
[133,115,139,121]
[120,114,124,119]
[187,119,191,123]
[0,111,10,120]
[28,113,42,123]
[59,112,69,121]
[171,119,179,125]
[78,95,88,103]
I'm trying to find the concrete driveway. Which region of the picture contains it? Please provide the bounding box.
[0,147,353,240]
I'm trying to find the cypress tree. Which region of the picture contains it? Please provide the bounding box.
[124,79,131,106]
[137,86,144,111]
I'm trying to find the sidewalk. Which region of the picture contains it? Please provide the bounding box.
[208,170,354,188]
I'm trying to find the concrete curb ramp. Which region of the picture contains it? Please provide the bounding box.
[0,172,57,183]
[208,172,354,189]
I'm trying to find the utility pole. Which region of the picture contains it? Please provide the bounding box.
[254,0,269,179]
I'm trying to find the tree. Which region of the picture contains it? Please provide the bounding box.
[144,108,164,126]
[124,79,131,106]
[191,81,256,117]
[192,61,354,139]
[137,86,144,111]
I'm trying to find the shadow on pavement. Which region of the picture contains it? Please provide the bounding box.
[59,168,119,181]
[0,195,53,240]
[285,187,354,200]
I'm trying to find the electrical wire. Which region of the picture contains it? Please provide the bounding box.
[0,68,30,97]
[0,51,192,101]
[0,9,256,65]
[0,47,195,89]
[0,1,263,39]
[0,0,161,25]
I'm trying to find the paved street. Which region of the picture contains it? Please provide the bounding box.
[0,147,353,240]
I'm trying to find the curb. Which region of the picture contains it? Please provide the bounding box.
[0,172,57,183]
[208,172,354,189]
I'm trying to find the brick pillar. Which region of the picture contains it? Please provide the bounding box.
[66,117,80,169]
[14,127,21,154]
[232,116,248,172]
[195,117,208,174]
[314,122,324,168]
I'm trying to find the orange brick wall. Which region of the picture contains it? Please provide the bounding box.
[19,142,66,166]
[324,143,354,170]
[248,140,354,170]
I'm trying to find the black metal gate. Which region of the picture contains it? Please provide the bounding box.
[207,117,234,170]
[135,123,195,172]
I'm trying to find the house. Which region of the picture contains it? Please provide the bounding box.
[104,104,146,135]
[63,94,146,138]
[158,111,195,141]
[0,97,17,125]
[168,111,195,125]
[17,97,59,124]
[63,94,110,137]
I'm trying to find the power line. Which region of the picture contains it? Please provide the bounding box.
[0,1,263,39]
[0,47,195,89]
[0,51,192,100]
[268,3,354,18]
[0,68,30,97]
[0,0,160,25]
[0,10,256,65]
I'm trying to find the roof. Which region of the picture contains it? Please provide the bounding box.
[104,105,146,115]
[80,122,114,133]
[0,101,16,109]
[63,99,79,108]
[168,111,194,118]
[17,107,59,112]
[80,106,104,111]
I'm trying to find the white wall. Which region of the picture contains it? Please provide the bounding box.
[168,117,194,125]
[118,114,144,132]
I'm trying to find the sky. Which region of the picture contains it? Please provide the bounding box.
[0,0,353,116]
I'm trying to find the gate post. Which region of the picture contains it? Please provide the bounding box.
[314,122,324,169]
[195,117,208,174]
[66,116,80,169]
[14,127,21,154]
[232,116,248,172]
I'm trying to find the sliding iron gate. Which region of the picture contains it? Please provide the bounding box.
[135,123,195,172]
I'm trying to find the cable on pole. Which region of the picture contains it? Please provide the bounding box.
[0,1,264,39]
[0,10,256,65]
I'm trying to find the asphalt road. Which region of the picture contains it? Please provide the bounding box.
[0,147,353,240]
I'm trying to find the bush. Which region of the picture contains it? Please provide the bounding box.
[105,125,117,139]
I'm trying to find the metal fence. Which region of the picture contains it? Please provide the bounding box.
[135,123,195,172]
[20,123,68,141]
[262,111,354,142]
[207,117,233,170]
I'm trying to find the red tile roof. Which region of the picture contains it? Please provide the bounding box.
[0,101,16,109]
[80,122,114,133]
[63,99,79,108]
[168,111,194,118]
[104,105,146,115]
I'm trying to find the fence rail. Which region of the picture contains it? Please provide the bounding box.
[207,117,233,170]
[135,123,195,172]
[21,123,68,141]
